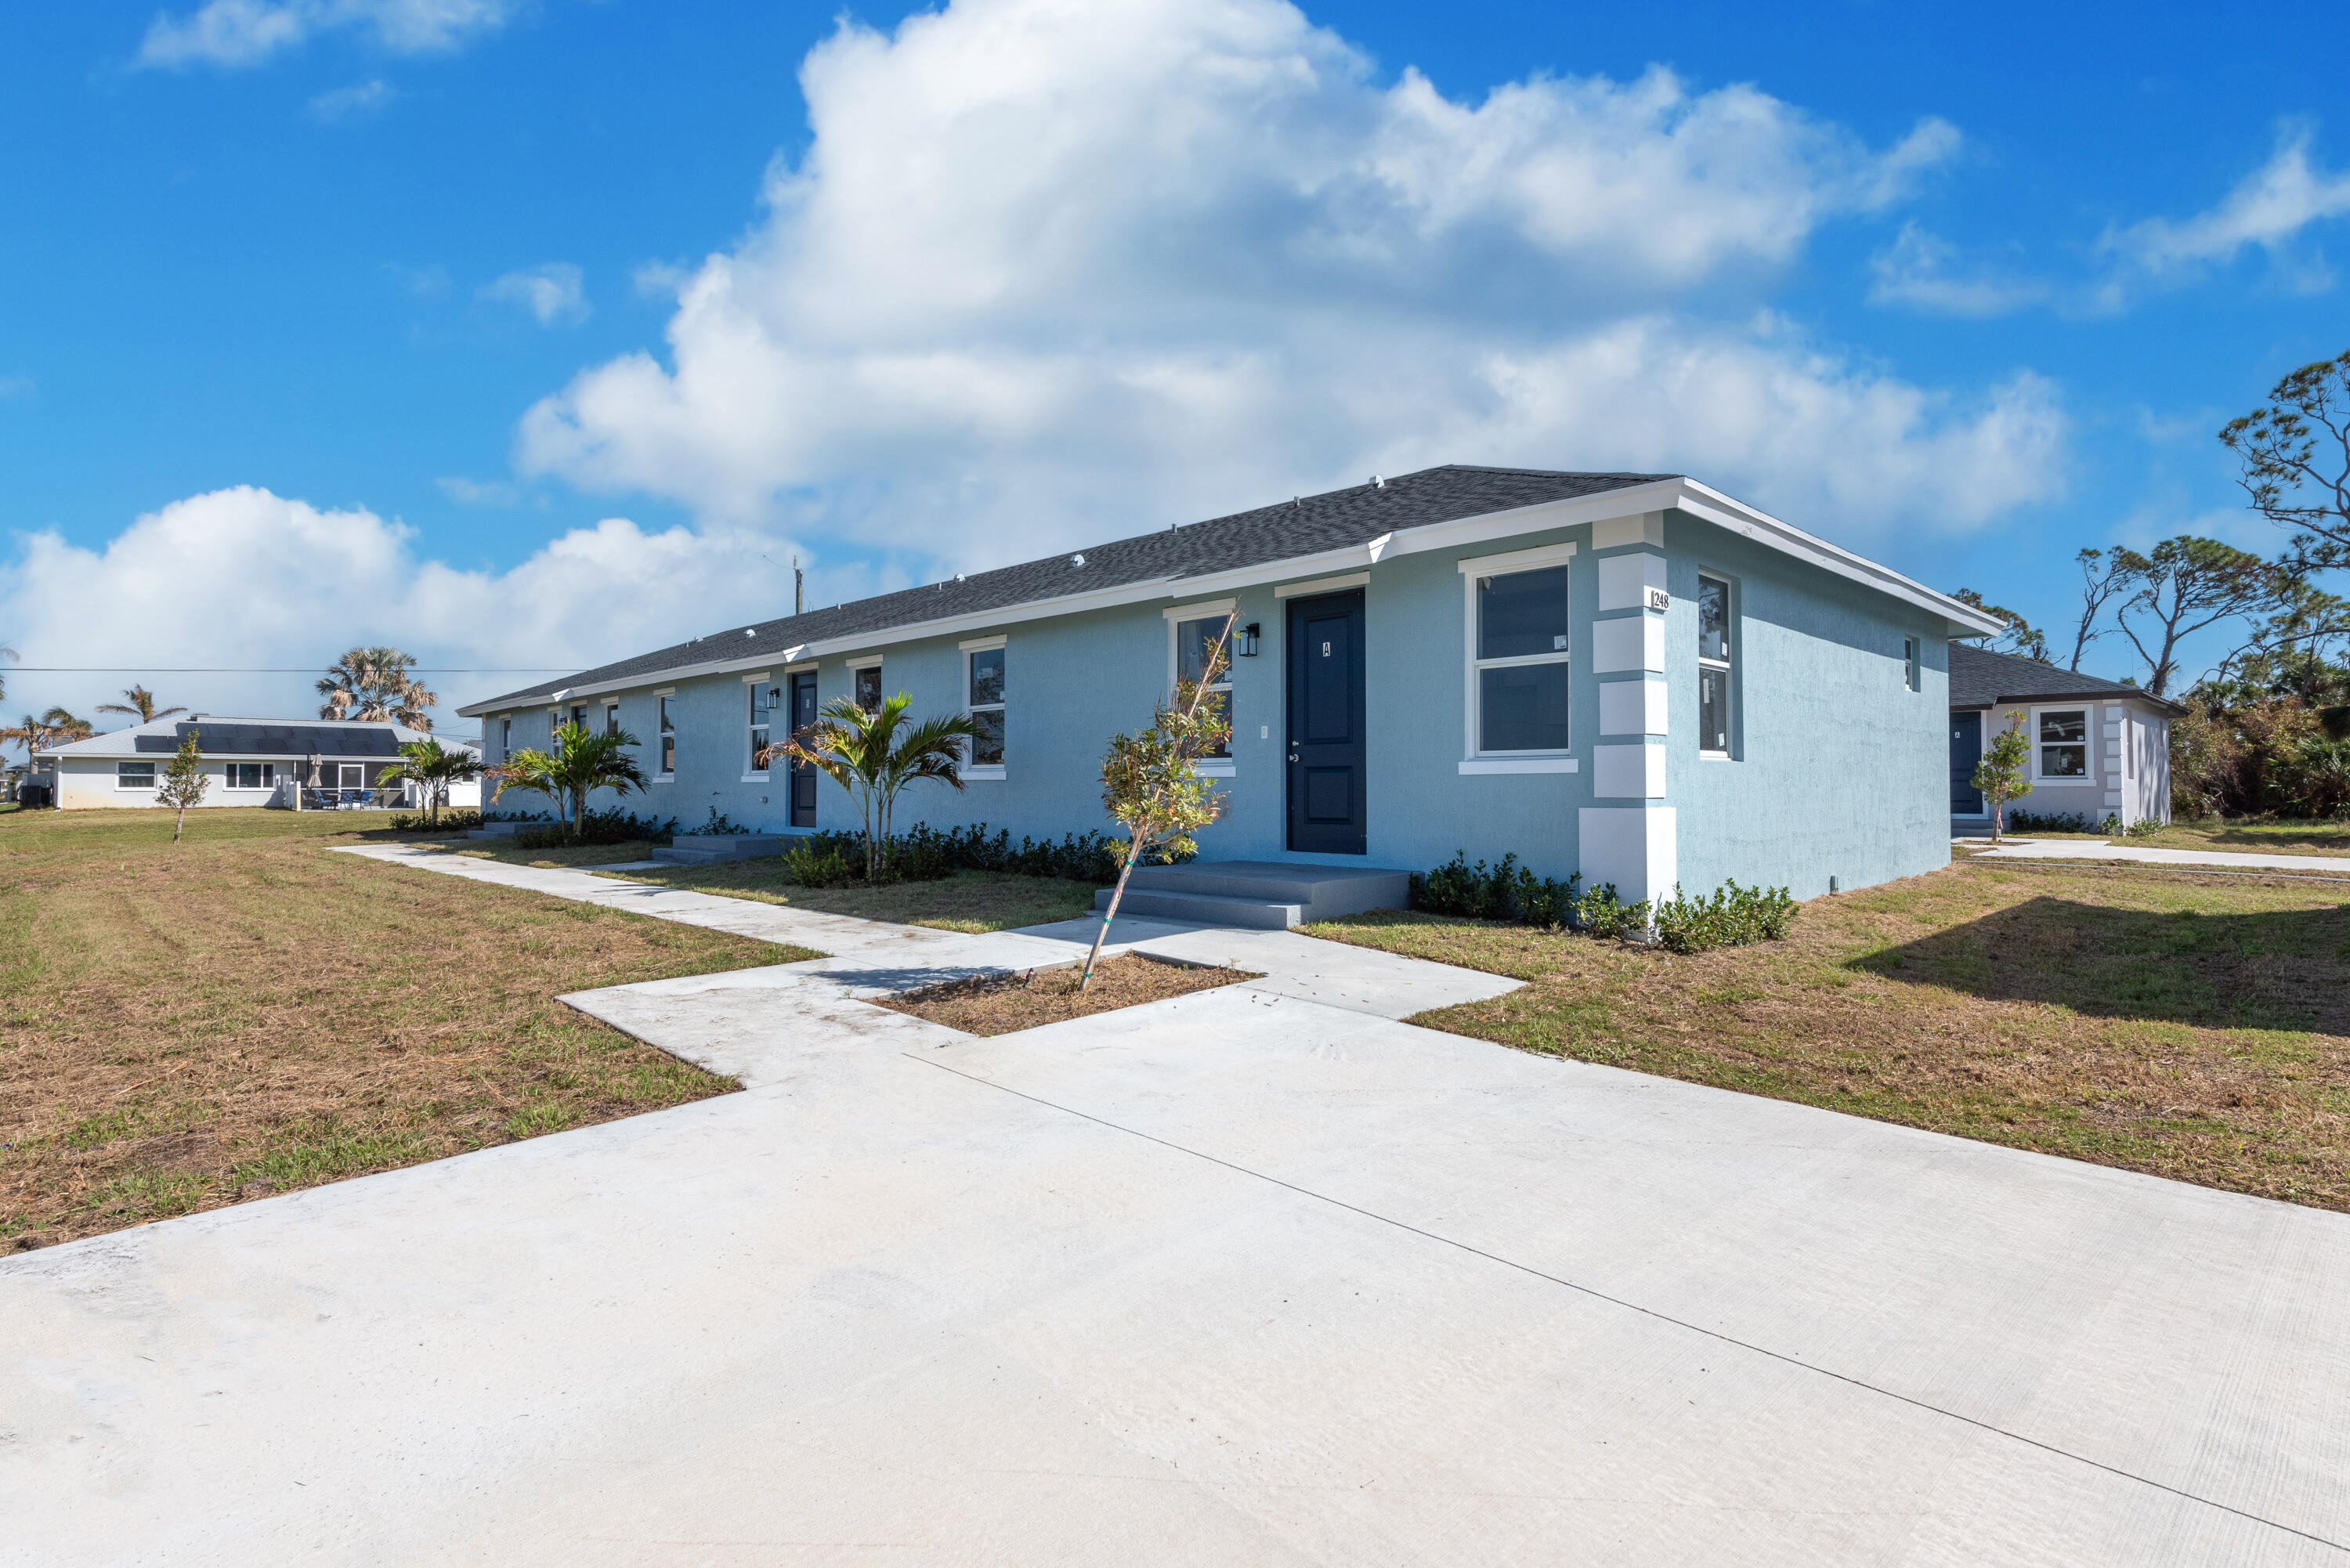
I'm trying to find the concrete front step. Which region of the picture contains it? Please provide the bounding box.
[1094,860,1412,929]
[653,834,793,865]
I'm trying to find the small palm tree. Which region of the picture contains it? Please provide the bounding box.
[376,737,488,827]
[768,693,977,884]
[495,721,648,841]
[318,647,437,730]
[97,685,188,724]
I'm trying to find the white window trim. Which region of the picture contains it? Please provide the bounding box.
[1459,542,1578,763]
[222,762,279,790]
[1167,607,1237,767]
[1274,571,1368,599]
[1697,572,1733,759]
[116,762,158,790]
[745,676,777,780]
[2030,703,2093,786]
[964,639,1007,777]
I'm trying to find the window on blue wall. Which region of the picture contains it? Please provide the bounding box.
[657,696,676,775]
[1697,574,1732,756]
[967,645,1006,767]
[1474,565,1571,753]
[747,681,773,775]
[1904,637,1922,692]
[1174,614,1234,758]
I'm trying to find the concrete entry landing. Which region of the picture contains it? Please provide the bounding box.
[1095,858,1412,929]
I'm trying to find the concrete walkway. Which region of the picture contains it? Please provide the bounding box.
[1969,838,2350,874]
[7,847,2349,1564]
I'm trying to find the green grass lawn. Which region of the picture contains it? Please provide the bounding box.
[595,862,1104,933]
[2,807,819,1248]
[1307,859,2350,1212]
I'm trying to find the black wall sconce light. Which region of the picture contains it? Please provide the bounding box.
[1235,622,1260,656]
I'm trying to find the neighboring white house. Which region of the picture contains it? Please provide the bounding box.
[32,717,481,811]
[1948,643,2182,832]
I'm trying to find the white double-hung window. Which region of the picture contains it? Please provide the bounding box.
[1466,556,1572,755]
[2037,708,2088,779]
[1166,602,1235,765]
[1697,574,1732,756]
[747,676,776,777]
[963,638,1006,775]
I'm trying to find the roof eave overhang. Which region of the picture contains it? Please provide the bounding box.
[459,476,2002,711]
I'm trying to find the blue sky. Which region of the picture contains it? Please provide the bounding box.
[3,0,2347,729]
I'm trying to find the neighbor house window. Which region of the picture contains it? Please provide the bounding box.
[2038,709,2088,779]
[1469,564,1572,753]
[1173,613,1235,758]
[854,663,883,713]
[966,644,1006,768]
[1697,574,1732,756]
[118,762,156,789]
[747,682,776,774]
[499,717,511,757]
[657,696,676,775]
[226,763,276,789]
[1904,636,1922,693]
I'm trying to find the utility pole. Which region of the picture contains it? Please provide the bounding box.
[794,555,804,616]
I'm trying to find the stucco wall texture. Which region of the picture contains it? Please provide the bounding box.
[487,508,1957,900]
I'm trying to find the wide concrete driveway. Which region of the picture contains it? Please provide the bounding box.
[5,849,2348,1564]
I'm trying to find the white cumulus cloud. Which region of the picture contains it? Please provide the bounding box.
[137,0,522,70]
[516,0,2049,568]
[485,263,588,327]
[1867,222,2048,317]
[0,487,822,732]
[2098,125,2350,304]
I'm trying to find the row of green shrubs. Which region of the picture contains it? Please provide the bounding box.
[2003,808,2162,838]
[783,822,1133,889]
[514,808,681,849]
[1412,851,1797,954]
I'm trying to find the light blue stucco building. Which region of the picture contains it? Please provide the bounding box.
[459,467,2001,904]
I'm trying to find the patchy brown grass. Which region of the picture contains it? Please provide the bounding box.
[0,808,816,1249]
[1306,860,2350,1212]
[878,955,1256,1036]
[599,862,1102,934]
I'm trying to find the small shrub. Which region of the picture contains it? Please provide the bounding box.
[515,808,678,849]
[682,806,749,836]
[1650,880,1797,954]
[482,807,552,823]
[389,807,483,834]
[2006,808,2099,833]
[783,836,862,887]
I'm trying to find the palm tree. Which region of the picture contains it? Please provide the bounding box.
[96,685,188,724]
[317,647,437,731]
[375,737,488,828]
[769,692,978,884]
[38,706,92,746]
[495,721,648,842]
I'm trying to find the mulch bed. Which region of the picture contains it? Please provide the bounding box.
[879,954,1256,1036]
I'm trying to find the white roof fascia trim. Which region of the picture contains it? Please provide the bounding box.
[1666,479,2005,635]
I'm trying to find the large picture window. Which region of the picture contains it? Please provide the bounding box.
[657,696,676,775]
[2037,709,2088,779]
[1697,574,1732,756]
[225,763,275,789]
[1173,613,1235,759]
[118,761,156,789]
[1472,564,1571,753]
[966,644,1006,768]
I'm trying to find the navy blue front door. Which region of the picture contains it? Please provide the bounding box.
[1950,710,1983,815]
[788,672,819,828]
[1285,589,1367,854]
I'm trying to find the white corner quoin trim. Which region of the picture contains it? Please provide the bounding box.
[1591,616,1665,675]
[458,476,2003,716]
[1596,552,1668,612]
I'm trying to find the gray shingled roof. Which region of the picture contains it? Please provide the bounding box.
[1949,641,2185,716]
[466,465,1670,712]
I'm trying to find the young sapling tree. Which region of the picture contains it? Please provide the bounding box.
[1972,709,2033,843]
[1081,624,1234,991]
[157,727,209,843]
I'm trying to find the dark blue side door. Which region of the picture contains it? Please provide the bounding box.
[1285,589,1367,855]
[1950,710,1983,815]
[789,672,819,828]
